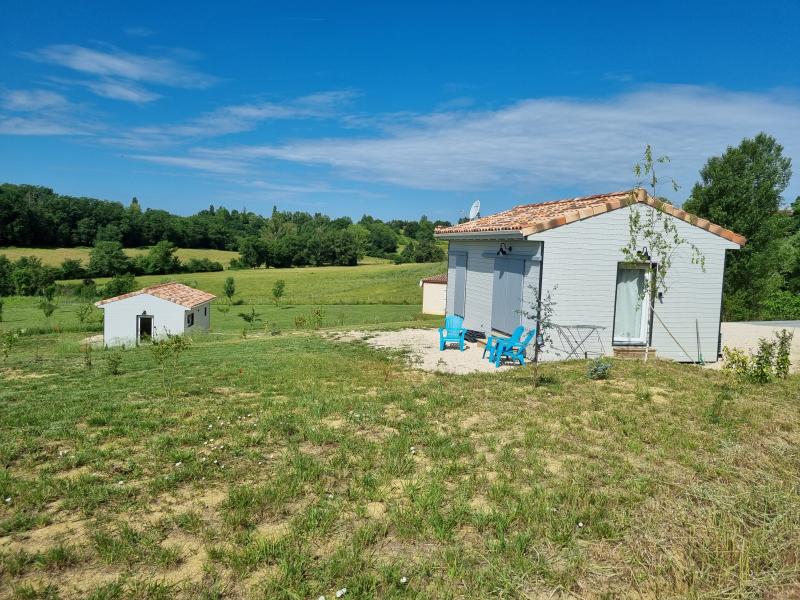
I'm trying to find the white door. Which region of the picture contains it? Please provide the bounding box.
[613,264,650,345]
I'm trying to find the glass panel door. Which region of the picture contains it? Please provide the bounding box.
[613,264,649,344]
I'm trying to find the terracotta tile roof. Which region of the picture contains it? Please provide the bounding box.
[434,189,746,246]
[420,273,448,284]
[96,282,216,309]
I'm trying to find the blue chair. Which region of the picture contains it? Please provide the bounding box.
[494,328,537,367]
[439,315,468,351]
[483,326,524,362]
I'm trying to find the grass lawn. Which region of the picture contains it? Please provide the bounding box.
[0,329,798,598]
[0,247,240,268]
[1,263,798,598]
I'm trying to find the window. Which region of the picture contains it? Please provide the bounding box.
[204,306,207,316]
[612,263,651,345]
[187,313,195,327]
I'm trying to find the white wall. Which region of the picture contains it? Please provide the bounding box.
[422,282,447,315]
[100,294,212,347]
[528,204,737,362]
[445,239,542,332]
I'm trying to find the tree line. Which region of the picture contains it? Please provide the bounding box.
[0,241,222,297]
[0,183,448,265]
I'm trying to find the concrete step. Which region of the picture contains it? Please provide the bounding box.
[613,346,657,359]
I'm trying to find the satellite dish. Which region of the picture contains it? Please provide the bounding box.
[468,200,481,220]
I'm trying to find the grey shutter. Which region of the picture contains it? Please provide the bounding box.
[492,257,524,334]
[453,253,467,317]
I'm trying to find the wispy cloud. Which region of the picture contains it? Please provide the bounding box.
[109,90,358,147]
[0,116,89,136]
[22,43,216,103]
[199,85,800,198]
[1,89,68,111]
[126,153,247,174]
[0,88,97,136]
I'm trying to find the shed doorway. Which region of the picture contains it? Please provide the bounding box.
[138,315,153,341]
[492,257,525,334]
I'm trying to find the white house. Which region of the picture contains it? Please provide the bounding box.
[420,274,447,315]
[95,282,216,347]
[434,189,746,362]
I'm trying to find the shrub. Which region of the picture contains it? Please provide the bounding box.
[75,303,96,323]
[294,315,307,329]
[223,277,236,303]
[311,308,325,330]
[775,329,794,379]
[723,329,793,383]
[272,279,285,306]
[586,357,612,380]
[59,258,87,280]
[238,307,261,328]
[184,258,224,273]
[103,273,138,297]
[105,351,123,375]
[0,297,3,323]
[1,329,19,362]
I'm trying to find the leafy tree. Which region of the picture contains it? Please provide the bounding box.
[75,302,95,323]
[0,256,12,296]
[683,133,794,320]
[89,241,131,278]
[272,279,285,306]
[103,273,138,297]
[59,258,86,280]
[10,256,55,296]
[143,240,182,275]
[223,277,236,304]
[238,236,269,268]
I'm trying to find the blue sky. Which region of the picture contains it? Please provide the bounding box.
[1,1,799,221]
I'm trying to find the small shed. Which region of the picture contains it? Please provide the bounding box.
[420,274,447,315]
[95,282,216,347]
[434,189,746,362]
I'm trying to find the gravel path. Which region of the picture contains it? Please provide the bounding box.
[332,328,509,374]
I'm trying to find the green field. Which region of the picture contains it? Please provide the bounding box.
[0,247,240,268]
[2,262,447,336]
[1,263,799,599]
[73,262,447,306]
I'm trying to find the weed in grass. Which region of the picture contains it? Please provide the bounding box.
[706,385,734,425]
[93,522,180,567]
[81,343,93,369]
[11,582,60,599]
[634,383,652,402]
[149,334,191,400]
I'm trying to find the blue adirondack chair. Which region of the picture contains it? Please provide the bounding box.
[494,328,537,367]
[483,325,524,362]
[439,315,468,351]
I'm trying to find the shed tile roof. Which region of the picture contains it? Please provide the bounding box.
[95,282,216,309]
[434,189,746,246]
[421,274,448,284]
